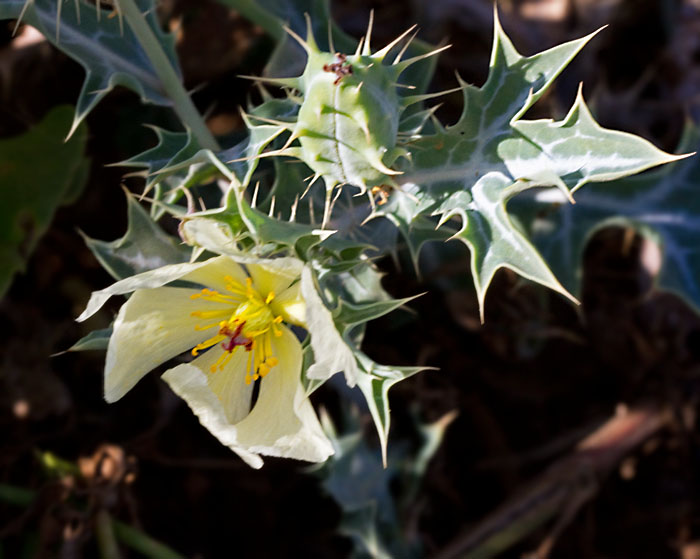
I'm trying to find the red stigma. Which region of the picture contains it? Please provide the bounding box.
[220,322,253,352]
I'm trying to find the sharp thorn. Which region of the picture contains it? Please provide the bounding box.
[303,13,319,51]
[327,19,335,53]
[363,10,374,55]
[369,156,402,176]
[283,24,311,53]
[301,173,321,199]
[322,185,334,228]
[290,195,299,222]
[238,74,300,89]
[252,181,260,208]
[254,82,273,100]
[241,111,295,130]
[366,188,377,213]
[355,36,365,57]
[392,29,419,65]
[180,185,196,215]
[375,24,418,60]
[395,43,452,72]
[402,86,462,106]
[308,196,316,224]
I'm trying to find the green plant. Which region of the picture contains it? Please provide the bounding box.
[1,0,691,469]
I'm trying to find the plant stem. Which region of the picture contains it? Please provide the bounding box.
[95,509,120,559]
[112,521,186,559]
[118,0,220,151]
[0,484,185,559]
[0,483,34,506]
[216,0,285,42]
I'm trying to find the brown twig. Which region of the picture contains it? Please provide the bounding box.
[433,404,671,559]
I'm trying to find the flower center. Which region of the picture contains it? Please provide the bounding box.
[189,276,283,384]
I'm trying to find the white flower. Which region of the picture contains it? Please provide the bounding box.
[77,255,333,469]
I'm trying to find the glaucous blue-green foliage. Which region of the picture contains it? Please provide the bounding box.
[15,0,691,466]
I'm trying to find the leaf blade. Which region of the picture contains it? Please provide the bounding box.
[1,0,181,134]
[0,105,89,297]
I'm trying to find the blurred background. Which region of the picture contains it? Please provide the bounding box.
[2,0,700,557]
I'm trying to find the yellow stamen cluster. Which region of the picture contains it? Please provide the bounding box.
[189,274,284,384]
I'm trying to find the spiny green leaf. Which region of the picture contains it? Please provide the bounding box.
[118,127,200,190]
[0,106,89,297]
[81,191,190,280]
[118,97,296,211]
[180,163,375,261]
[116,127,220,219]
[1,0,180,136]
[302,260,419,407]
[515,121,700,311]
[378,192,451,270]
[354,352,433,467]
[181,187,336,256]
[325,188,398,255]
[67,327,112,351]
[473,13,602,126]
[329,261,393,305]
[451,173,577,318]
[334,295,421,332]
[510,88,687,192]
[230,97,298,184]
[377,11,683,317]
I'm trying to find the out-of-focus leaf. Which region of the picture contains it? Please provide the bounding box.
[216,0,354,50]
[0,106,89,297]
[0,0,180,136]
[81,192,190,281]
[317,406,454,559]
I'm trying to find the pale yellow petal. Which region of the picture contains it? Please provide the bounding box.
[78,258,230,322]
[270,281,306,327]
[196,347,254,424]
[161,363,263,469]
[182,256,248,294]
[105,287,220,403]
[246,257,303,300]
[233,326,334,463]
